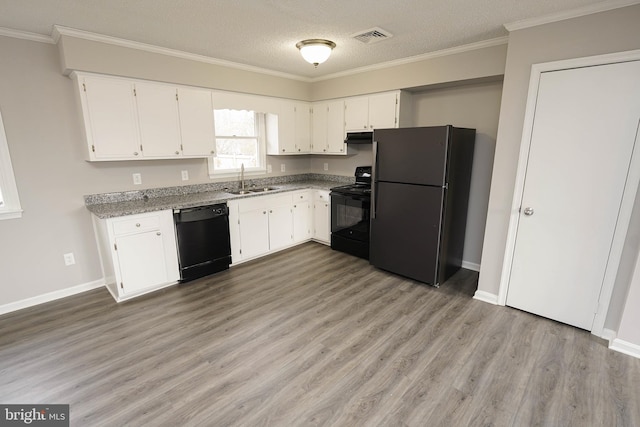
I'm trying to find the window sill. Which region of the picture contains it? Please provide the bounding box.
[0,208,23,220]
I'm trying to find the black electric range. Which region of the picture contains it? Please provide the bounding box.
[329,166,372,259]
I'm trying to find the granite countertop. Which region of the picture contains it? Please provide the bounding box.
[85,175,349,219]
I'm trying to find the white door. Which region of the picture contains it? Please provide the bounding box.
[238,208,270,259]
[314,191,330,243]
[506,60,640,330]
[178,87,215,157]
[268,204,293,251]
[344,96,369,132]
[116,230,168,294]
[368,92,397,129]
[326,100,346,154]
[135,82,182,158]
[82,76,140,159]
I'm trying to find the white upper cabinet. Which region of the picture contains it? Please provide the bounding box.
[75,72,216,161]
[344,91,409,132]
[177,87,216,157]
[77,74,141,160]
[312,100,346,155]
[135,82,182,158]
[294,103,311,153]
[267,100,310,155]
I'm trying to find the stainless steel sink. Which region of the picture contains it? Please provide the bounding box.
[249,187,278,193]
[225,189,253,195]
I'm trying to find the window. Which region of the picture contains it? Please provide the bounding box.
[0,110,22,220]
[208,109,266,176]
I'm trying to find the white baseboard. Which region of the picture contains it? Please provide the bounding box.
[600,328,617,343]
[610,337,640,360]
[462,260,481,272]
[473,290,499,305]
[0,279,105,316]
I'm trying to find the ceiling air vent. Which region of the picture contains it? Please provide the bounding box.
[351,27,393,44]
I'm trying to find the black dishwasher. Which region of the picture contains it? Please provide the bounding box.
[173,203,231,282]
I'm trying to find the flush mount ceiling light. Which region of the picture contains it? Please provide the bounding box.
[296,39,336,67]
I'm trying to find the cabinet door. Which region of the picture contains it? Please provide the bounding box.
[238,208,270,259]
[368,92,398,129]
[135,82,182,158]
[326,100,346,154]
[81,75,140,160]
[294,103,311,153]
[293,193,312,242]
[314,191,331,243]
[268,204,293,251]
[115,230,169,295]
[275,101,297,154]
[344,96,369,132]
[311,102,328,153]
[178,87,215,157]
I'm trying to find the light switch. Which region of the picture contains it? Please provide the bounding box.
[181,170,189,181]
[133,173,142,185]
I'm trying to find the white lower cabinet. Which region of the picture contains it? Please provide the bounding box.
[313,190,331,244]
[292,191,312,243]
[228,189,329,263]
[93,210,180,301]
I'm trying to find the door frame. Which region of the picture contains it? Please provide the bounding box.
[497,49,640,336]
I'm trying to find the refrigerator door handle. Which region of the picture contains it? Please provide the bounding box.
[371,139,378,219]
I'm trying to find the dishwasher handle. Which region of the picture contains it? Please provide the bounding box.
[174,204,228,223]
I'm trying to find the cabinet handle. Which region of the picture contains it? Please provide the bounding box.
[263,211,266,214]
[294,205,297,208]
[340,148,343,152]
[133,152,139,156]
[270,210,273,213]
[211,150,215,155]
[136,223,141,227]
[323,149,326,152]
[156,232,161,236]
[298,148,301,152]
[282,148,285,152]
[175,151,180,155]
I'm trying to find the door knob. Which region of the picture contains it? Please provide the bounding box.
[523,207,534,216]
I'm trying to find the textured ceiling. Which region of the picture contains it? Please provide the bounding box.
[0,0,619,78]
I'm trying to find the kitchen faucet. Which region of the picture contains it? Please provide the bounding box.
[240,163,245,191]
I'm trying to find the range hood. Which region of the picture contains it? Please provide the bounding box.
[345,131,373,144]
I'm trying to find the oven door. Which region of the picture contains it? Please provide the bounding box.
[330,192,371,259]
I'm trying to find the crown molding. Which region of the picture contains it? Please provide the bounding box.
[0,26,54,44]
[309,37,509,82]
[51,25,312,82]
[504,0,640,31]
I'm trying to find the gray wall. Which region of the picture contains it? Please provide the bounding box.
[412,80,502,267]
[476,4,640,331]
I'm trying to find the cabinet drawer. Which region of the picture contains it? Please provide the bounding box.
[315,191,330,202]
[292,191,310,202]
[112,215,161,235]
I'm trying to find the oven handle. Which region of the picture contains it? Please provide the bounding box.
[371,139,378,219]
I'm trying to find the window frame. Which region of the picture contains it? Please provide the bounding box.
[208,109,267,178]
[0,110,22,220]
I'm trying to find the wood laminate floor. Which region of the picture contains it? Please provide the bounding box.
[1,242,639,426]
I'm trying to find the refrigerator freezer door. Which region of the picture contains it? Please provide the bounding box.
[370,182,444,284]
[374,126,449,186]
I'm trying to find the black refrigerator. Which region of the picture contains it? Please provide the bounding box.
[370,126,475,286]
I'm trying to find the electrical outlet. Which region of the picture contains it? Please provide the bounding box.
[133,173,142,185]
[323,163,329,171]
[181,170,189,181]
[280,164,286,172]
[267,164,272,174]
[63,252,75,266]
